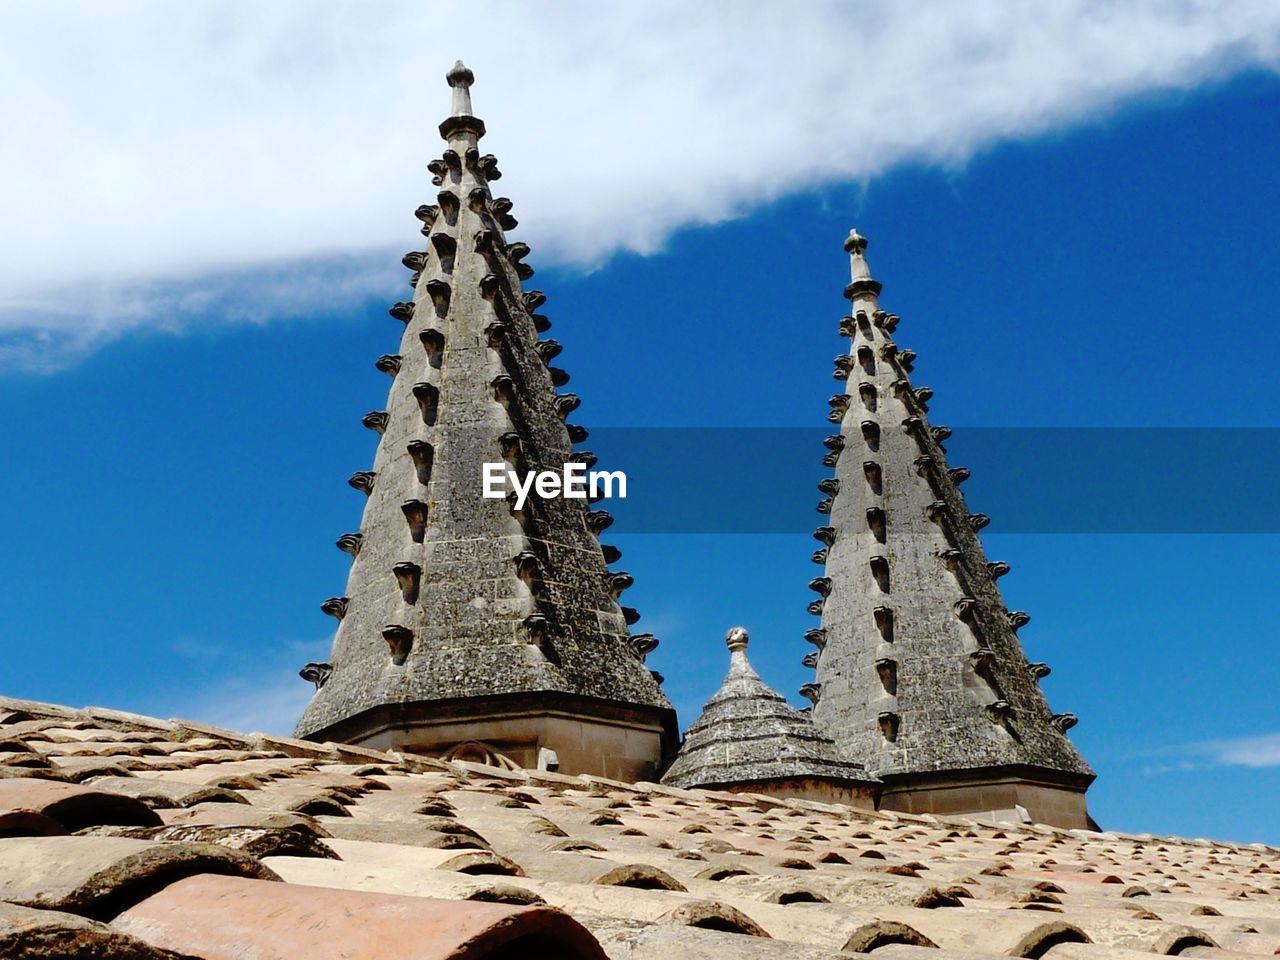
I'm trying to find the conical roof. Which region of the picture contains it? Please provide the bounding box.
[803,229,1092,782]
[662,628,869,789]
[296,63,672,745]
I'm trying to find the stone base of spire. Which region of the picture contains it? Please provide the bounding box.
[876,766,1096,829]
[298,691,677,783]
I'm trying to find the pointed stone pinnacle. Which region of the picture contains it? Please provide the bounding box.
[725,625,749,652]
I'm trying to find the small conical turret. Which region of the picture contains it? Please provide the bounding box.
[802,229,1094,827]
[662,627,876,805]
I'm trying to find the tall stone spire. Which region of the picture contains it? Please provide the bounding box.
[295,63,675,780]
[804,229,1094,827]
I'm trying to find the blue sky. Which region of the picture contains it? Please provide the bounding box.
[3,7,1280,845]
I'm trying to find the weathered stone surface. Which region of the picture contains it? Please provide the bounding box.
[0,901,187,960]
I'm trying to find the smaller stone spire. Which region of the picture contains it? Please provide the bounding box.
[844,228,883,299]
[661,627,876,804]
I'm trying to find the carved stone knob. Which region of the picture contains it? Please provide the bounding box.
[803,628,827,648]
[389,300,415,322]
[799,683,822,706]
[320,597,349,620]
[362,411,389,434]
[347,471,376,496]
[1052,713,1079,732]
[375,354,402,376]
[808,577,832,597]
[299,662,332,689]
[382,625,413,665]
[336,533,363,557]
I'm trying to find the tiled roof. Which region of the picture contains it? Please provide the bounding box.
[2,693,1277,960]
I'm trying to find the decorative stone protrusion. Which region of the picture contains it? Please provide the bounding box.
[601,544,622,564]
[808,576,832,597]
[415,203,439,226]
[931,425,952,442]
[523,290,547,311]
[585,510,614,534]
[348,471,376,496]
[816,497,833,515]
[807,597,825,616]
[813,526,836,546]
[407,441,434,485]
[858,383,877,412]
[953,597,979,622]
[430,233,457,271]
[478,274,500,299]
[985,700,1014,724]
[362,411,389,434]
[375,354,402,376]
[536,339,563,362]
[938,548,962,570]
[1052,713,1079,732]
[420,329,445,368]
[401,500,428,542]
[988,560,1011,579]
[437,190,460,221]
[873,606,894,642]
[869,556,890,592]
[554,394,580,419]
[828,395,850,422]
[968,513,991,530]
[484,321,508,348]
[566,424,589,444]
[425,278,451,315]
[804,628,827,648]
[817,477,840,496]
[802,650,819,668]
[490,196,518,230]
[605,571,634,598]
[320,597,349,620]
[874,657,897,692]
[401,251,427,272]
[382,625,413,665]
[627,633,659,663]
[300,662,332,689]
[949,467,971,485]
[389,300,415,322]
[1007,610,1032,629]
[860,421,880,449]
[413,382,440,425]
[621,606,641,626]
[863,461,883,494]
[522,614,548,646]
[1028,662,1052,681]
[799,683,822,706]
[393,562,422,604]
[969,649,995,675]
[878,711,900,740]
[336,533,363,557]
[926,500,949,523]
[811,547,828,564]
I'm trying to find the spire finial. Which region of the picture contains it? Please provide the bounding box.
[726,626,750,652]
[446,60,475,118]
[843,227,882,299]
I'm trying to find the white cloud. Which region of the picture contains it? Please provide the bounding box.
[3,1,1279,368]
[1143,731,1280,774]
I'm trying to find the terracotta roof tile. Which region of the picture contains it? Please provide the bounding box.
[112,873,606,959]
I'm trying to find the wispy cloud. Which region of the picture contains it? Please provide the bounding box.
[159,637,330,736]
[1143,731,1280,774]
[3,1,1280,368]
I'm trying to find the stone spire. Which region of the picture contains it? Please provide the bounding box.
[295,63,675,780]
[662,628,876,806]
[803,229,1094,827]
